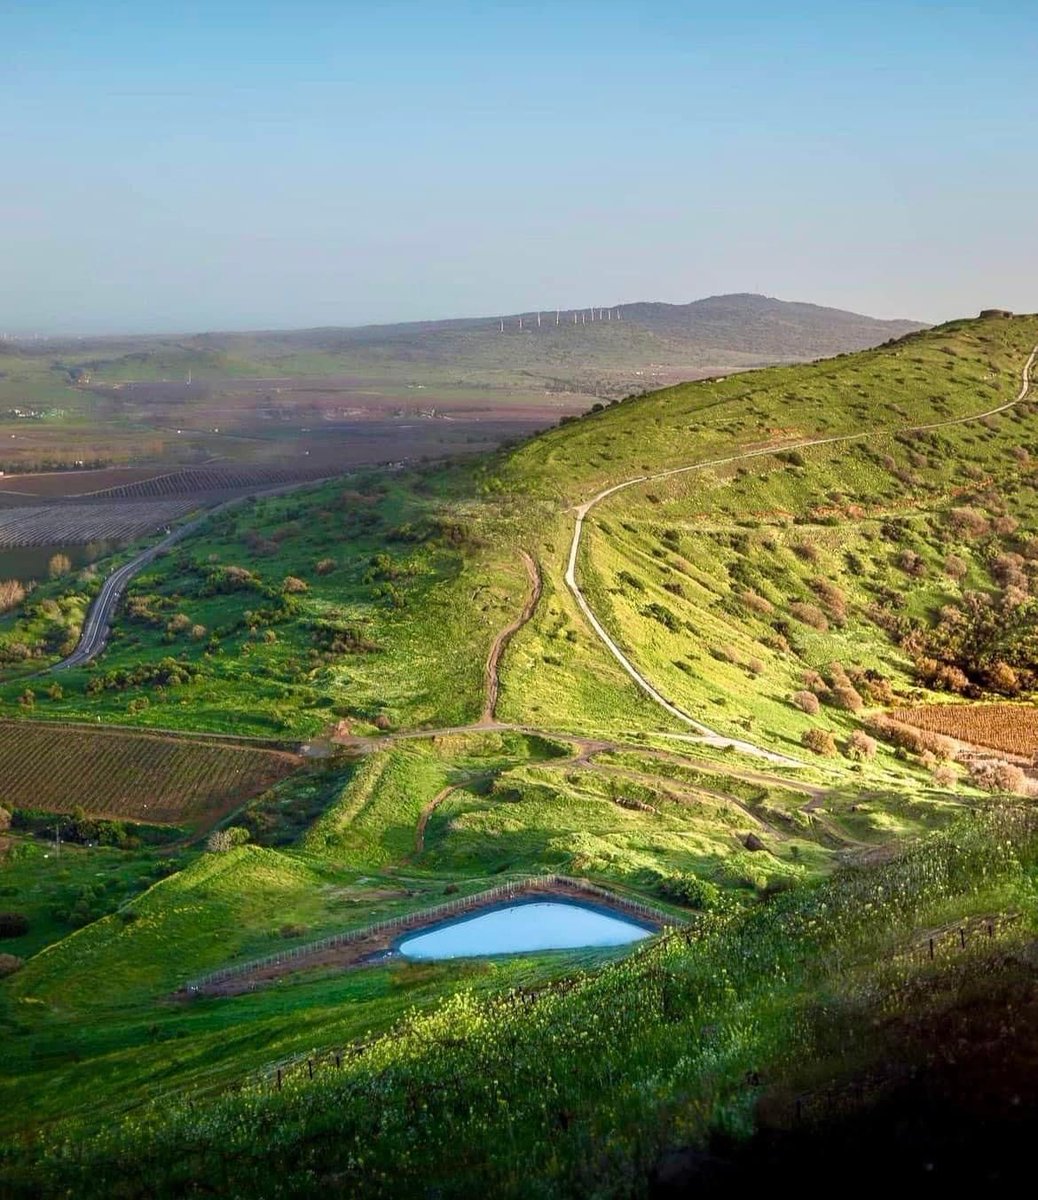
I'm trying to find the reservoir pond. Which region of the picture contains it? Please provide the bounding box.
[397,898,653,960]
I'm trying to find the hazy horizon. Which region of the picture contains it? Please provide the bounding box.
[0,291,932,343]
[4,1,1034,335]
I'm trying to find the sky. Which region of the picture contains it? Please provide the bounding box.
[2,1,1035,334]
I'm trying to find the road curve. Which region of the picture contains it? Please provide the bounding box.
[563,344,1038,766]
[54,478,335,672]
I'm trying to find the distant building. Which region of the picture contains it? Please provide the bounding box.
[979,308,1013,318]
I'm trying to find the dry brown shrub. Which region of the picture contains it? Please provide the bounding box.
[968,760,1028,795]
[802,728,837,756]
[845,730,877,760]
[948,507,991,538]
[866,715,957,762]
[931,763,957,787]
[0,580,25,613]
[790,602,828,631]
[792,690,821,715]
[802,669,830,696]
[315,558,337,575]
[740,589,774,616]
[809,578,847,623]
[831,685,864,713]
[282,576,309,594]
[943,554,968,582]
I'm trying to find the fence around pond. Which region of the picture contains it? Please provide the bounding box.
[184,874,682,993]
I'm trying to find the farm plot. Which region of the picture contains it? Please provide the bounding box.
[891,704,1038,758]
[0,720,301,830]
[87,463,332,500]
[0,501,195,546]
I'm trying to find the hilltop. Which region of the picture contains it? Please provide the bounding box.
[3,311,1038,1197]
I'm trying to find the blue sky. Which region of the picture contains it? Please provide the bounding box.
[2,1,1035,333]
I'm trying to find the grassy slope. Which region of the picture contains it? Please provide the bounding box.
[4,315,1038,1186]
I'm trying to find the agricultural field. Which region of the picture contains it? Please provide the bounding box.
[0,500,196,546]
[891,702,1038,758]
[0,720,301,830]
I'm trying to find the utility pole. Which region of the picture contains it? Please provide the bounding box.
[537,311,541,327]
[499,319,504,333]
[54,820,61,861]
[556,308,560,326]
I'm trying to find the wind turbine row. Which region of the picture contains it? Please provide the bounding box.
[497,307,622,331]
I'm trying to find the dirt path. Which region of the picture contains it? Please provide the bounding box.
[481,550,541,723]
[414,784,461,856]
[563,343,1038,765]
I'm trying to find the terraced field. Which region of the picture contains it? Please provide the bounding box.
[0,720,301,829]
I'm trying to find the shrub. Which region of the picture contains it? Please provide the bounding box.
[0,912,29,938]
[968,760,1028,795]
[0,953,23,978]
[789,602,828,631]
[845,730,877,761]
[656,873,727,912]
[740,589,774,616]
[809,578,847,623]
[0,805,9,833]
[47,553,72,579]
[802,728,838,756]
[944,554,968,582]
[0,579,26,613]
[801,669,830,696]
[206,826,250,853]
[831,685,864,713]
[282,576,309,594]
[866,715,957,762]
[791,690,821,715]
[931,763,957,787]
[315,558,337,576]
[948,507,991,538]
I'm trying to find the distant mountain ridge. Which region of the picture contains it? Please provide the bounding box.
[11,294,930,408]
[239,292,926,357]
[616,293,927,359]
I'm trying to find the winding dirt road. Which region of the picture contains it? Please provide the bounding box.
[563,344,1038,765]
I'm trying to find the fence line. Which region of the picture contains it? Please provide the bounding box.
[184,875,681,992]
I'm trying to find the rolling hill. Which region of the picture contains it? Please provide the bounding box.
[5,310,1038,1199]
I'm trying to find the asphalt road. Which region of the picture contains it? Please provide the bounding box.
[53,478,334,672]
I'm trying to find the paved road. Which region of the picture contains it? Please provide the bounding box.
[563,343,1038,767]
[53,478,334,672]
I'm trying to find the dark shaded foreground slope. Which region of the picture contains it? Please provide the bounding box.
[653,960,1038,1195]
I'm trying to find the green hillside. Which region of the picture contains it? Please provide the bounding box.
[3,312,1038,1196]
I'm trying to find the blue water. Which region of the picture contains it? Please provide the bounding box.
[396,898,653,960]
